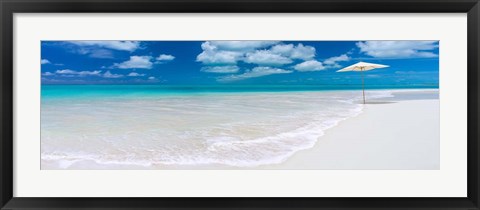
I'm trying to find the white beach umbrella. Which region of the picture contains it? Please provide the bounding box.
[337,62,389,104]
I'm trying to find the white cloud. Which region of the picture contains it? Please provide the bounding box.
[127,72,146,77]
[294,60,326,71]
[324,54,350,65]
[67,43,116,59]
[88,49,114,59]
[41,77,63,83]
[103,71,124,78]
[55,69,77,74]
[322,54,350,68]
[55,69,102,76]
[217,66,292,82]
[148,76,156,80]
[41,59,64,66]
[156,54,175,61]
[67,41,140,52]
[271,43,316,60]
[291,44,316,60]
[201,65,239,73]
[270,44,294,55]
[113,56,153,69]
[196,42,243,65]
[41,59,50,64]
[356,41,438,58]
[209,41,279,51]
[244,50,293,66]
[197,50,241,65]
[48,69,127,79]
[42,72,54,76]
[196,41,318,68]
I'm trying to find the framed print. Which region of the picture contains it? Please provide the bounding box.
[1,0,479,209]
[39,40,441,170]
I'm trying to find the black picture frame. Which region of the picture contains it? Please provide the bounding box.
[1,0,479,209]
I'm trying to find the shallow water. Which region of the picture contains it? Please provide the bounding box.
[41,87,432,169]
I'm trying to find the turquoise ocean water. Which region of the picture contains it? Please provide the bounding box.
[41,84,439,99]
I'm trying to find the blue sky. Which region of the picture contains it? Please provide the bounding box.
[41,41,439,85]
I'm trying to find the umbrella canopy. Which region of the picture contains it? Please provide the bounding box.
[336,61,389,104]
[337,62,389,72]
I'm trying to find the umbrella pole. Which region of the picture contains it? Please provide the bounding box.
[361,68,365,104]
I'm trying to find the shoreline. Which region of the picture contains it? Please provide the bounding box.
[41,89,439,170]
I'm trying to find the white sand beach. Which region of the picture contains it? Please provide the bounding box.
[41,89,439,170]
[261,98,440,170]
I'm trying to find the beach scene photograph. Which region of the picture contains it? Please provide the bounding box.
[41,40,439,170]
